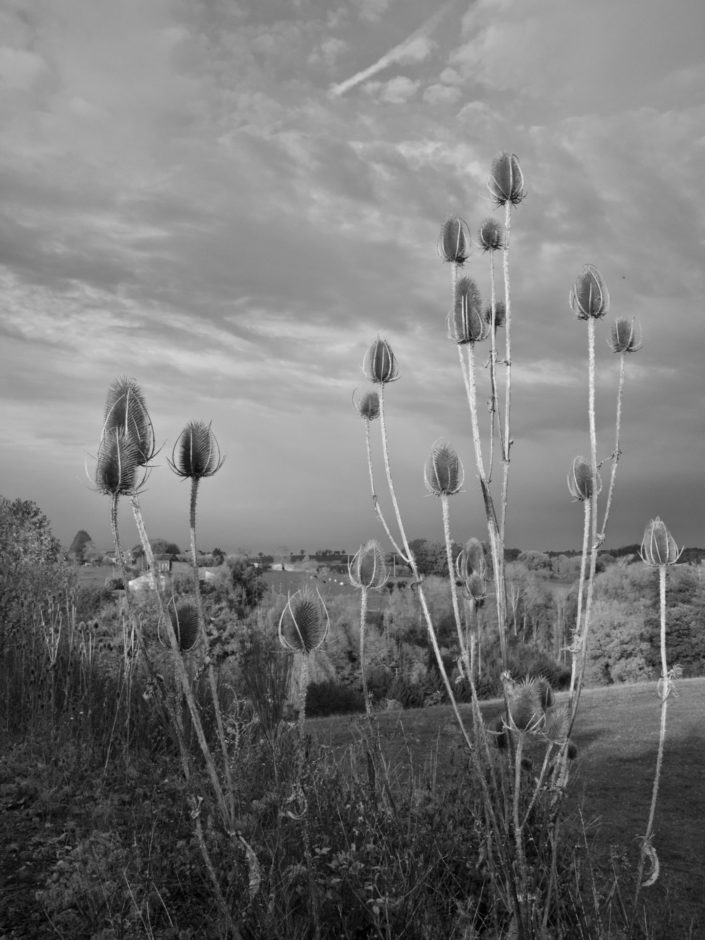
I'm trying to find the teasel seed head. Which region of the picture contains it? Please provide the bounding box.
[438,216,471,264]
[478,217,506,251]
[456,536,487,581]
[169,601,200,652]
[570,264,610,320]
[609,317,642,354]
[484,300,506,329]
[278,586,330,653]
[363,338,399,385]
[567,456,602,502]
[349,540,389,591]
[488,152,527,207]
[352,389,380,422]
[169,421,224,480]
[501,673,547,733]
[95,428,147,496]
[448,276,488,345]
[465,572,487,607]
[424,439,464,496]
[640,517,682,567]
[101,376,156,466]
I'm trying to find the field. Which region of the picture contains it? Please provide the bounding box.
[1,679,703,937]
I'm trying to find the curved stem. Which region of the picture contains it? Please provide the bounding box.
[634,565,670,907]
[189,477,235,824]
[364,418,405,560]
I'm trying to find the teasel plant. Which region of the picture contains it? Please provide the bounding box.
[348,540,389,718]
[632,518,682,913]
[168,420,233,820]
[357,338,476,753]
[95,381,235,837]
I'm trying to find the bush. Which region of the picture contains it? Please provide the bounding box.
[306,680,365,717]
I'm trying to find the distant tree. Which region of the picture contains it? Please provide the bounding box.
[1,497,62,567]
[517,550,551,572]
[409,538,459,578]
[224,557,267,617]
[212,547,226,566]
[163,542,181,556]
[69,529,93,564]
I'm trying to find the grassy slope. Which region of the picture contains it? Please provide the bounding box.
[311,678,705,937]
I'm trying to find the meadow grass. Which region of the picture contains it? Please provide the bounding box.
[310,678,705,938]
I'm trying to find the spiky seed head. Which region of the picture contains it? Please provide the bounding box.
[278,586,330,653]
[640,517,681,567]
[465,572,486,607]
[438,216,471,264]
[609,317,642,353]
[102,377,155,466]
[353,389,380,422]
[424,439,464,496]
[448,276,488,345]
[567,456,601,502]
[169,602,200,652]
[502,673,546,732]
[456,537,487,580]
[349,540,389,591]
[570,264,610,320]
[363,338,399,385]
[95,428,145,496]
[169,421,223,480]
[484,300,506,329]
[488,152,526,207]
[478,217,506,251]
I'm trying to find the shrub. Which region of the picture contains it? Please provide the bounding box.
[305,680,365,717]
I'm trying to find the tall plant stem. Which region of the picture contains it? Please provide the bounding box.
[441,494,469,676]
[364,420,405,560]
[459,342,507,669]
[567,317,600,738]
[359,588,371,719]
[568,500,590,701]
[499,199,513,542]
[378,386,473,751]
[189,477,235,823]
[487,250,503,482]
[130,494,232,828]
[599,352,626,543]
[634,565,670,909]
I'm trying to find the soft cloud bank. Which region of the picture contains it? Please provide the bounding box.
[1,0,704,554]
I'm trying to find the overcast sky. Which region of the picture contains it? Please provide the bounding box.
[1,0,704,556]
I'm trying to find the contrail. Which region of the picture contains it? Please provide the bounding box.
[329,0,456,98]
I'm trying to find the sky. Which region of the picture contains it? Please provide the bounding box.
[1,0,704,556]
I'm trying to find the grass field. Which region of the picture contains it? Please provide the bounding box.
[2,679,703,936]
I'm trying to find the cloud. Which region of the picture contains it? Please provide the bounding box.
[329,0,453,96]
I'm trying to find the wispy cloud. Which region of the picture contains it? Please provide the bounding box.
[329,0,456,97]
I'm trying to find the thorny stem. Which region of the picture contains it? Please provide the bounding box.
[499,199,513,542]
[459,342,507,669]
[513,733,529,932]
[189,477,236,824]
[487,249,503,482]
[599,352,626,542]
[634,566,670,908]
